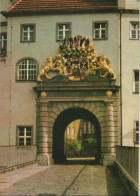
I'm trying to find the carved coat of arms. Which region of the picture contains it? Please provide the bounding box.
[37,35,116,82]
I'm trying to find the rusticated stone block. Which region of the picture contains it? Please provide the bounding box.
[101,136,115,143]
[101,142,114,148]
[38,142,53,148]
[38,137,52,143]
[51,108,61,116]
[84,102,90,110]
[73,102,80,108]
[38,147,52,153]
[91,107,99,116]
[105,115,114,121]
[38,121,53,127]
[102,131,114,137]
[38,111,50,117]
[39,107,48,112]
[38,127,53,133]
[38,116,55,123]
[62,102,69,110]
[104,121,115,127]
[79,102,85,108]
[57,104,64,112]
[67,102,74,108]
[101,147,115,154]
[49,112,57,119]
[88,104,96,113]
[99,121,105,128]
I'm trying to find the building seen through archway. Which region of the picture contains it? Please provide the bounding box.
[64,119,97,162]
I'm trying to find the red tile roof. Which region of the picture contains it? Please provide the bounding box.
[6,0,118,14]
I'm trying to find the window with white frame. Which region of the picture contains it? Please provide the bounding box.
[57,23,71,40]
[133,121,139,144]
[72,127,75,136]
[67,127,70,136]
[17,126,32,146]
[17,59,38,81]
[0,33,7,56]
[21,24,35,42]
[133,70,139,93]
[130,22,140,39]
[93,22,108,40]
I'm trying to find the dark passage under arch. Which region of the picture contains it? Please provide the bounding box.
[53,107,101,164]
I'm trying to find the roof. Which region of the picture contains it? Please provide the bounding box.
[5,0,118,16]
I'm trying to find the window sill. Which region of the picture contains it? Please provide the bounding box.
[56,39,65,42]
[132,92,139,94]
[129,38,139,40]
[93,38,108,41]
[16,80,37,83]
[20,41,35,43]
[16,145,37,148]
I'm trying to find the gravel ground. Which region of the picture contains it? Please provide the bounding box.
[0,164,129,196]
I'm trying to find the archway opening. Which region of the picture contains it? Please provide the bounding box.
[53,107,101,164]
[64,119,98,163]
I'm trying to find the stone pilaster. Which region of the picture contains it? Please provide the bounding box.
[37,99,54,165]
[101,101,116,165]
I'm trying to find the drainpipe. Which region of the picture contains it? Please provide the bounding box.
[120,10,122,146]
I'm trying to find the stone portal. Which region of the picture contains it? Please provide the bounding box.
[34,79,119,165]
[34,35,119,165]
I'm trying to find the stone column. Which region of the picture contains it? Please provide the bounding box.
[101,101,115,165]
[37,97,54,165]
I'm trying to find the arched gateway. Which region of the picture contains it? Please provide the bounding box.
[34,35,119,165]
[53,107,101,164]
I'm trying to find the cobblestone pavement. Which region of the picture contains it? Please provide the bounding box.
[0,164,129,196]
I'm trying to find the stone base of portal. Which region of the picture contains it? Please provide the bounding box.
[100,154,116,166]
[37,154,54,165]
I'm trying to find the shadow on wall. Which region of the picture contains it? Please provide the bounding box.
[105,165,130,196]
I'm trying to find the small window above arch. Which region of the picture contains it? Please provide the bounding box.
[17,58,38,82]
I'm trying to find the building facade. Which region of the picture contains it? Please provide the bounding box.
[0,0,139,166]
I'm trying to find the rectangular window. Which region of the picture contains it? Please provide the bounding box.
[72,127,75,136]
[0,33,7,56]
[67,127,70,136]
[88,122,91,133]
[130,22,140,40]
[93,22,108,40]
[133,70,139,93]
[133,121,139,145]
[21,24,35,42]
[17,126,32,146]
[56,23,71,41]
